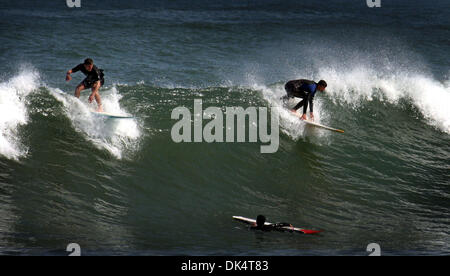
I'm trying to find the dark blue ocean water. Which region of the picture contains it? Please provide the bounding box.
[0,0,449,255]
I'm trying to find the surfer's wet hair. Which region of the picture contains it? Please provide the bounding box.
[256,215,266,227]
[84,58,93,65]
[318,80,327,87]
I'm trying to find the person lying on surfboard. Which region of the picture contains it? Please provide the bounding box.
[283,79,327,121]
[66,58,105,112]
[250,215,294,232]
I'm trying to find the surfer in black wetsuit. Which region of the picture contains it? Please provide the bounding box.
[250,215,293,232]
[283,79,327,121]
[66,58,105,112]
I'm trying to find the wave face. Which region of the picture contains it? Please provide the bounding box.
[0,0,449,255]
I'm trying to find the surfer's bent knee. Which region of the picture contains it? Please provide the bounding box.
[76,83,85,90]
[91,81,101,92]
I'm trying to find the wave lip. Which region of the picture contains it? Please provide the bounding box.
[320,66,450,134]
[0,69,40,160]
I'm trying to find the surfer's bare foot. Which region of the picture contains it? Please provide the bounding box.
[96,105,104,112]
[300,114,307,120]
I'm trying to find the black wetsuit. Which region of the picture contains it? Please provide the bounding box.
[284,79,318,114]
[251,223,292,232]
[71,64,105,89]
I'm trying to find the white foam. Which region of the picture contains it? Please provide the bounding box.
[249,82,329,142]
[50,86,141,159]
[318,67,450,134]
[0,69,40,160]
[236,38,450,135]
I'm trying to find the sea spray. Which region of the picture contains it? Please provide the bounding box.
[50,85,141,159]
[0,69,40,160]
[319,68,450,134]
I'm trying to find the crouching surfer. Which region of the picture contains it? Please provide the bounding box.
[66,58,105,112]
[282,79,327,121]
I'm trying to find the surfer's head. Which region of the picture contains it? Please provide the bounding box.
[317,80,327,92]
[256,215,266,227]
[83,58,94,71]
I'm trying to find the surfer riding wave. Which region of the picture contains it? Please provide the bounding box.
[66,58,105,112]
[282,79,327,121]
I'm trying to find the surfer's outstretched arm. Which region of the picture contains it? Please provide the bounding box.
[66,64,83,81]
[66,69,73,81]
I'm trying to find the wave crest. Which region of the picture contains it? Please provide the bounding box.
[0,69,40,160]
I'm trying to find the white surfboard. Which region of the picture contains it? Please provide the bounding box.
[233,216,322,234]
[290,111,344,133]
[51,90,133,119]
[91,111,133,119]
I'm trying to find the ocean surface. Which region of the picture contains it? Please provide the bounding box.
[0,0,449,255]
